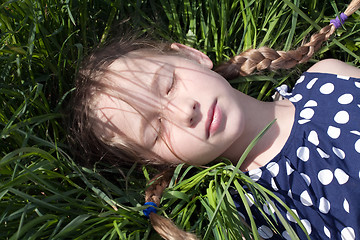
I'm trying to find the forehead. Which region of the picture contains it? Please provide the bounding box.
[101,54,174,110]
[107,52,172,79]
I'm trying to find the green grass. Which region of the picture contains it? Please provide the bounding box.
[1,0,359,239]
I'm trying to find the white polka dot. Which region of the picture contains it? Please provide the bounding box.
[327,126,341,139]
[341,227,355,240]
[319,197,331,214]
[286,161,294,175]
[337,75,350,80]
[249,168,262,182]
[286,209,299,222]
[245,193,255,207]
[335,168,349,184]
[300,108,314,119]
[266,162,279,177]
[318,169,333,185]
[317,148,330,158]
[288,189,293,199]
[308,130,319,146]
[263,201,275,215]
[334,111,349,124]
[297,147,310,162]
[324,226,331,238]
[301,173,311,186]
[343,199,350,213]
[289,94,303,102]
[258,225,273,239]
[355,139,360,153]
[300,190,313,206]
[320,83,334,94]
[304,100,318,107]
[351,130,360,136]
[271,178,278,191]
[338,94,353,104]
[306,78,318,89]
[301,219,312,234]
[282,231,292,240]
[298,119,311,124]
[333,147,345,159]
[296,75,305,84]
[355,81,360,88]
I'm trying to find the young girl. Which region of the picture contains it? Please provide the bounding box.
[71,1,360,239]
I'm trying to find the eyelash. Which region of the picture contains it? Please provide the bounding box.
[166,72,176,95]
[154,118,163,143]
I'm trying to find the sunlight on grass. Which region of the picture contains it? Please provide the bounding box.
[1,0,359,239]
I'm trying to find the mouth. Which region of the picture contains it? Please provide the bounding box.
[206,99,222,138]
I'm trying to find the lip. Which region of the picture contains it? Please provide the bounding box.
[206,99,222,138]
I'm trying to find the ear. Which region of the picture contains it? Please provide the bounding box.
[170,43,213,69]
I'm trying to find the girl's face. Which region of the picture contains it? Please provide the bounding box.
[94,49,245,165]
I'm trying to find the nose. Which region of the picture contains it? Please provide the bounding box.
[164,98,200,127]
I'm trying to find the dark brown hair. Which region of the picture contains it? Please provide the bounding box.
[70,37,175,168]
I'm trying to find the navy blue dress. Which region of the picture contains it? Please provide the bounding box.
[232,72,360,239]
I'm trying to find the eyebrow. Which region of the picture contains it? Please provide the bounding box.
[138,63,166,148]
[150,63,166,91]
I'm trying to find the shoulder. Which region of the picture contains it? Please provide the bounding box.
[307,59,360,79]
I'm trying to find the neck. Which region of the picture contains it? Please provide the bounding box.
[221,89,294,171]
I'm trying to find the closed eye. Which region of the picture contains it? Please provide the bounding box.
[154,117,163,143]
[166,71,177,95]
